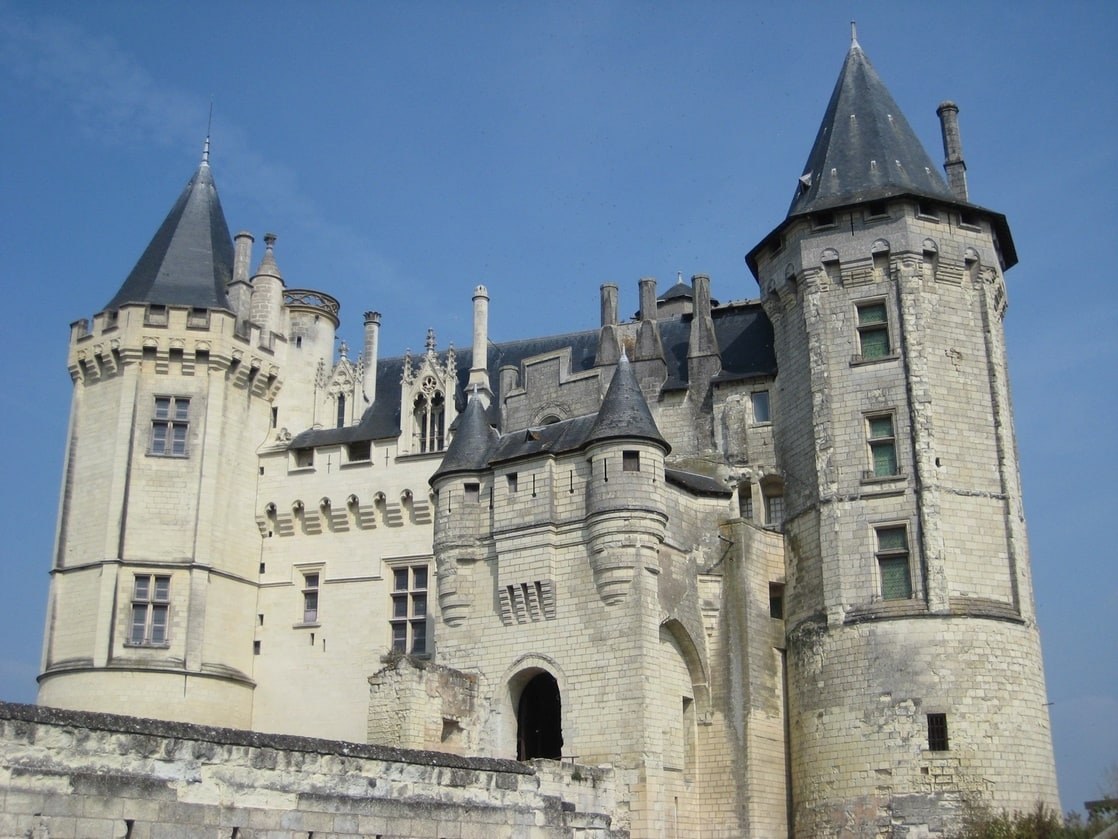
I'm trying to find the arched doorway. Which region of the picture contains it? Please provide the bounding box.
[516,672,563,760]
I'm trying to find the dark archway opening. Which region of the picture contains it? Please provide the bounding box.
[516,672,563,760]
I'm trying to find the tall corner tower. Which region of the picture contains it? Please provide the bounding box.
[38,147,279,728]
[745,32,1059,835]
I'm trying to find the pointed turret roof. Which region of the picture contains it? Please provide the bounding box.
[787,35,954,218]
[104,145,234,311]
[584,353,669,452]
[430,394,497,483]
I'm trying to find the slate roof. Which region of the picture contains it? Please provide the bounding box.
[291,299,775,449]
[746,37,1017,275]
[429,395,498,481]
[104,156,234,311]
[584,353,669,451]
[788,39,955,218]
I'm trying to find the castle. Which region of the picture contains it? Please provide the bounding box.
[32,34,1059,837]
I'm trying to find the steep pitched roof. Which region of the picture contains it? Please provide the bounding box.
[787,38,954,218]
[104,153,234,311]
[430,394,498,482]
[584,353,669,452]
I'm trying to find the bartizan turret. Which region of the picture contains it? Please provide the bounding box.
[746,30,1059,834]
[39,142,281,727]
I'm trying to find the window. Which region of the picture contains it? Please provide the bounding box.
[336,394,346,428]
[764,493,784,529]
[927,713,949,751]
[150,397,189,456]
[739,483,754,521]
[464,482,480,503]
[292,448,314,469]
[769,583,785,619]
[507,473,519,493]
[412,376,445,453]
[876,526,912,600]
[391,565,429,655]
[867,414,898,477]
[129,575,170,646]
[302,572,320,623]
[347,440,371,462]
[856,301,891,360]
[751,390,771,423]
[623,451,640,472]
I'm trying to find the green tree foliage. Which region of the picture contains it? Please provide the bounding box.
[953,801,1117,839]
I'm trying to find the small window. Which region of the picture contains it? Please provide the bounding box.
[302,572,320,623]
[752,391,771,424]
[856,301,891,360]
[507,473,519,493]
[916,201,940,221]
[769,583,785,619]
[128,574,170,646]
[150,396,190,457]
[876,526,912,600]
[464,482,480,503]
[867,414,898,477]
[293,448,314,469]
[622,451,640,472]
[866,200,889,219]
[812,211,837,230]
[347,440,371,462]
[958,210,979,229]
[390,565,429,656]
[739,483,754,521]
[927,713,949,751]
[336,395,346,428]
[764,493,784,529]
[145,304,168,326]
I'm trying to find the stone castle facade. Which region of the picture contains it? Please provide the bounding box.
[30,36,1059,837]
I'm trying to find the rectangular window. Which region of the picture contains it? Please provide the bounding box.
[856,301,891,360]
[739,483,754,521]
[464,482,480,503]
[302,572,320,623]
[752,390,771,423]
[292,448,314,469]
[876,526,912,600]
[347,440,371,462]
[507,473,518,493]
[150,396,190,457]
[622,451,640,472]
[927,713,949,751]
[867,414,899,477]
[129,574,170,646]
[769,583,785,619]
[764,493,784,529]
[390,565,429,656]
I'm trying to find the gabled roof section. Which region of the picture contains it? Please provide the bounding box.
[104,151,234,311]
[584,354,669,452]
[788,38,954,218]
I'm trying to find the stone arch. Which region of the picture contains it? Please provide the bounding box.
[496,654,570,761]
[659,618,710,715]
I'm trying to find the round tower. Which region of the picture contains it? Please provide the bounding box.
[745,38,1058,836]
[38,152,279,728]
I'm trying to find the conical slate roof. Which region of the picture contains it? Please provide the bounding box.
[584,354,669,452]
[787,37,954,218]
[430,394,497,483]
[104,153,234,311]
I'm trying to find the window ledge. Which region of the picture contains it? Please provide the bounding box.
[123,642,171,650]
[287,466,316,474]
[147,452,189,459]
[861,471,904,484]
[292,621,321,629]
[850,352,900,367]
[750,421,773,428]
[340,459,372,469]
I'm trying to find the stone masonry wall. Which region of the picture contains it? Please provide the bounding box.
[0,702,624,839]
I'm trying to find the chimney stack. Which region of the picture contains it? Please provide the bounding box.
[596,284,620,367]
[362,311,381,403]
[937,101,968,201]
[468,285,492,404]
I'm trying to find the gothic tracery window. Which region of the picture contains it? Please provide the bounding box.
[413,376,445,453]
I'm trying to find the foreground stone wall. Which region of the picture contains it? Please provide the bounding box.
[0,702,623,839]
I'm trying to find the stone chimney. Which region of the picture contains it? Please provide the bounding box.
[362,311,381,403]
[937,101,968,201]
[633,277,666,388]
[468,285,492,405]
[227,231,255,328]
[687,274,721,418]
[596,284,620,367]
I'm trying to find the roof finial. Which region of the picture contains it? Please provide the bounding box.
[202,100,213,165]
[850,21,859,48]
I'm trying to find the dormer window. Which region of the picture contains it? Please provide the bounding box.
[412,376,445,453]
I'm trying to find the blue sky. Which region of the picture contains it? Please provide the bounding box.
[0,0,1114,812]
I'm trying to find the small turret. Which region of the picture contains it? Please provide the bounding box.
[249,233,285,344]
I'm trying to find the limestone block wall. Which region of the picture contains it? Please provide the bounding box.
[786,617,1060,837]
[0,703,624,839]
[252,447,440,742]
